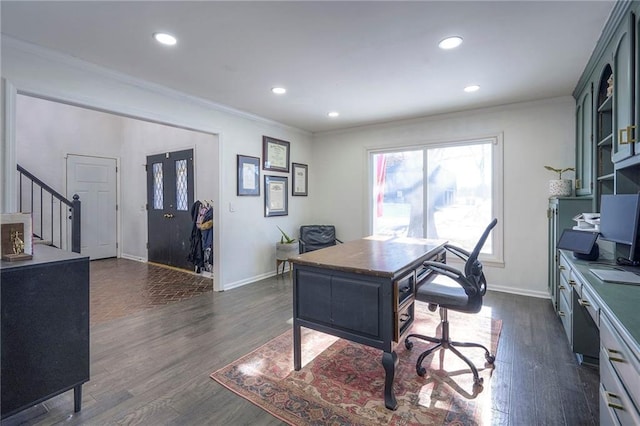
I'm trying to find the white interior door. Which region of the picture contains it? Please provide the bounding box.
[67,154,117,259]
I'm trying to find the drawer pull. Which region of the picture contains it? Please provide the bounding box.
[559,265,566,271]
[399,286,411,294]
[558,285,566,290]
[568,280,577,286]
[558,311,565,317]
[605,392,625,411]
[399,313,410,323]
[606,348,626,363]
[578,299,591,307]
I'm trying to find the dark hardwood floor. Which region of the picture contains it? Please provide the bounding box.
[3,272,598,425]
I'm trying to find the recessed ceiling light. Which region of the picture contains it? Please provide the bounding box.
[438,36,463,50]
[153,32,177,46]
[328,111,340,118]
[271,87,287,95]
[464,85,480,93]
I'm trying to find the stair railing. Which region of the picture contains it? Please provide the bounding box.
[16,164,81,253]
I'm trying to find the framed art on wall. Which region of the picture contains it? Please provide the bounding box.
[292,163,308,196]
[264,175,288,217]
[262,136,290,172]
[237,155,260,196]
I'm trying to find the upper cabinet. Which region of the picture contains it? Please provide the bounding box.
[612,11,635,163]
[596,64,615,207]
[575,84,594,197]
[574,2,640,201]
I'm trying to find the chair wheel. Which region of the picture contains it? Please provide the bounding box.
[417,366,426,377]
[405,340,414,350]
[485,354,495,364]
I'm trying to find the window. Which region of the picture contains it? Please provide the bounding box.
[370,136,503,263]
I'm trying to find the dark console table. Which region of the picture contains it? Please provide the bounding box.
[1,245,90,419]
[291,237,446,410]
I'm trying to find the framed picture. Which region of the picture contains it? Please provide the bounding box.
[264,175,288,217]
[237,155,260,196]
[292,163,308,196]
[262,136,290,172]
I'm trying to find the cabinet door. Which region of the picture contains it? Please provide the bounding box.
[612,12,635,163]
[576,87,594,196]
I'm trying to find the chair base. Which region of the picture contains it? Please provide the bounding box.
[404,307,495,385]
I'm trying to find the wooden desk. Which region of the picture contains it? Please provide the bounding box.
[291,237,446,410]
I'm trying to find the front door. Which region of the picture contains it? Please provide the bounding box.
[146,149,194,270]
[66,154,117,259]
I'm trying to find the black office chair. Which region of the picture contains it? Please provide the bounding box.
[405,218,498,386]
[299,225,342,253]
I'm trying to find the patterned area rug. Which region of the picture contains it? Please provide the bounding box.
[211,303,502,425]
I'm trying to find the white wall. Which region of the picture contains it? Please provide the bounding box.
[2,37,314,289]
[312,97,576,297]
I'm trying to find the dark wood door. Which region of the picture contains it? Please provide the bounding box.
[146,149,194,270]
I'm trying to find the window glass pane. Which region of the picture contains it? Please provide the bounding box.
[153,162,163,210]
[427,142,492,253]
[372,150,423,237]
[371,139,495,256]
[175,159,189,211]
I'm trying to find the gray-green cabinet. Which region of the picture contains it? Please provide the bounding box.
[612,11,635,163]
[575,84,594,197]
[547,197,593,312]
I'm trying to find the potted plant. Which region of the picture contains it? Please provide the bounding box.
[544,165,575,197]
[276,226,299,261]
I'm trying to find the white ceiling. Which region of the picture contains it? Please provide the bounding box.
[1,1,615,133]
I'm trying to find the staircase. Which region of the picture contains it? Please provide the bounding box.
[16,164,81,253]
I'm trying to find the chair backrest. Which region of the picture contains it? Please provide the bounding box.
[464,218,498,296]
[299,225,337,253]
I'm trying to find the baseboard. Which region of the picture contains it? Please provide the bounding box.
[489,284,550,299]
[120,253,147,263]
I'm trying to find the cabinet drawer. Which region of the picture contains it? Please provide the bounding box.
[558,272,572,315]
[599,346,640,425]
[395,272,415,309]
[559,255,571,283]
[577,282,600,326]
[394,302,414,343]
[558,286,572,345]
[600,312,640,407]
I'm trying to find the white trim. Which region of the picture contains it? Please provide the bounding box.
[2,79,17,213]
[490,285,550,300]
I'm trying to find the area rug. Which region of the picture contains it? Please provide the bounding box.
[211,303,502,425]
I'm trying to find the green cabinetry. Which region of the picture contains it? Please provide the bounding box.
[574,2,640,206]
[547,197,593,311]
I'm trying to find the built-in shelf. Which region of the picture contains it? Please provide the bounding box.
[598,133,613,147]
[597,173,615,181]
[598,95,612,112]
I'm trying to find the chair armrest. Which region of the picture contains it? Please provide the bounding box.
[422,260,478,297]
[444,244,470,262]
[422,261,464,280]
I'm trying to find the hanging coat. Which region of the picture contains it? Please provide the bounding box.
[187,200,205,271]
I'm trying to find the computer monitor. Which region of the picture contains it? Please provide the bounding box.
[599,193,640,264]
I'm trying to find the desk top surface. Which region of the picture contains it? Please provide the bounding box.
[290,236,446,277]
[560,250,640,352]
[0,244,88,271]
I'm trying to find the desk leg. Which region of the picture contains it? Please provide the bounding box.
[382,351,398,410]
[73,384,82,412]
[293,323,301,371]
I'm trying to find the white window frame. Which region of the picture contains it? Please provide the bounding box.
[367,134,504,266]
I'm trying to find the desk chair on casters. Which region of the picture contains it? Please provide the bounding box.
[405,218,498,387]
